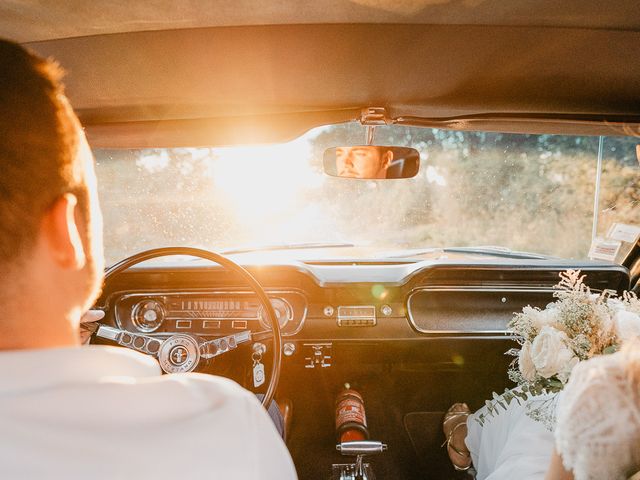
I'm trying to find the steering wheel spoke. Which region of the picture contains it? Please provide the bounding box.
[96,325,163,356]
[251,330,274,342]
[200,331,252,360]
[96,325,254,373]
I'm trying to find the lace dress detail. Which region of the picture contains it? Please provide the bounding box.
[555,352,640,480]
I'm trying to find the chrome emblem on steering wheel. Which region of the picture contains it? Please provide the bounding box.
[158,334,201,373]
[169,346,189,366]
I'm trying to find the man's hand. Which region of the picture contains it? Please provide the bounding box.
[79,309,105,344]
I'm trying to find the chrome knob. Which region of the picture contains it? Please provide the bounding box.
[283,342,296,356]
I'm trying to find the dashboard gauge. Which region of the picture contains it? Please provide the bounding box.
[259,298,292,330]
[131,300,165,332]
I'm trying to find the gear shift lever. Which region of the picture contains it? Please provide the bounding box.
[335,441,387,480]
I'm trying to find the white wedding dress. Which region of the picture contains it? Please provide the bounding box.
[465,350,640,480]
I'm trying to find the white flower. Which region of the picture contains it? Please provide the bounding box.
[535,307,558,330]
[530,326,577,378]
[518,341,537,382]
[607,298,624,311]
[613,310,640,343]
[597,306,615,338]
[518,306,558,338]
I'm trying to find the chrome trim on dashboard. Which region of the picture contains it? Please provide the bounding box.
[113,289,308,337]
[406,286,556,335]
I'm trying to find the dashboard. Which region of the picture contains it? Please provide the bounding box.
[100,259,629,351]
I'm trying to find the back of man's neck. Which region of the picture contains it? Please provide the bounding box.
[0,303,80,351]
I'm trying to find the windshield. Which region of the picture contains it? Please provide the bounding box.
[93,123,640,266]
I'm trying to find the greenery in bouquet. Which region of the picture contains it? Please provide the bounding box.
[476,270,640,427]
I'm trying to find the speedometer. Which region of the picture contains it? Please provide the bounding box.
[258,298,292,330]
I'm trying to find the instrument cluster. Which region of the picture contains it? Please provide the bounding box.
[113,290,307,337]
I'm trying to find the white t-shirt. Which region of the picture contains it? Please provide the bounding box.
[0,345,297,479]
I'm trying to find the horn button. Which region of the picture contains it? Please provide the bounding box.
[158,334,201,373]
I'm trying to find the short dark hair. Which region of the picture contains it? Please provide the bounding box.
[0,38,85,264]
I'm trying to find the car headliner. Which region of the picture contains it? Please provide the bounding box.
[2,0,640,147]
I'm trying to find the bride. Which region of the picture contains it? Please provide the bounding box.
[442,340,640,480]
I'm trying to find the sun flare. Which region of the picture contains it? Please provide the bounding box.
[210,137,326,243]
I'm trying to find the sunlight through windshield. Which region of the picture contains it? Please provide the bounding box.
[94,123,640,266]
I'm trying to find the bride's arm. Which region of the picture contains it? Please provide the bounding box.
[544,450,573,480]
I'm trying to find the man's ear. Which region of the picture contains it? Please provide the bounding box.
[42,193,87,270]
[382,150,394,169]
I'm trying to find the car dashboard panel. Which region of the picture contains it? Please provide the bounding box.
[100,260,629,343]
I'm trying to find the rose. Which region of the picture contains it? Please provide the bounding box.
[613,310,640,343]
[531,306,558,332]
[518,341,537,382]
[530,326,577,379]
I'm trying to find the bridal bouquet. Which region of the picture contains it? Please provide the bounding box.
[477,270,640,426]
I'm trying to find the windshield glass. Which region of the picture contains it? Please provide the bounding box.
[93,123,640,266]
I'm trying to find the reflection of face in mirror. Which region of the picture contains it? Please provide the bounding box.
[335,146,394,179]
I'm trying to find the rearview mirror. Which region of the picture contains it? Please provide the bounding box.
[323,146,420,179]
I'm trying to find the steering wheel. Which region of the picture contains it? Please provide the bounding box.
[91,247,282,409]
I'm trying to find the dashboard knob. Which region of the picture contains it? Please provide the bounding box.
[381,304,393,316]
[283,342,296,356]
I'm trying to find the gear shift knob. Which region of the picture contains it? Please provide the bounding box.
[336,441,387,456]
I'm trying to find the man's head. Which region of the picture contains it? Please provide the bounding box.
[0,39,104,346]
[335,146,393,179]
